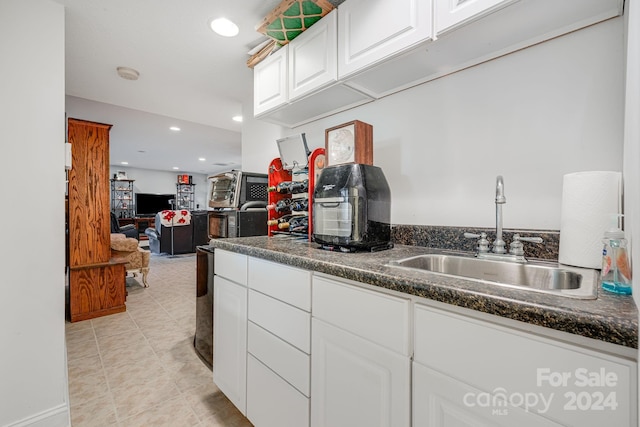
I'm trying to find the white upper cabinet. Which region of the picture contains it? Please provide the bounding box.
[288,9,338,101]
[254,0,622,125]
[434,0,515,34]
[337,0,432,80]
[340,0,622,98]
[253,45,288,116]
[253,9,372,127]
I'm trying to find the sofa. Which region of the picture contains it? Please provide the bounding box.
[110,233,150,287]
[145,210,194,255]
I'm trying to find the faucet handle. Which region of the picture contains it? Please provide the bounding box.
[513,234,543,244]
[464,232,490,253]
[509,234,543,256]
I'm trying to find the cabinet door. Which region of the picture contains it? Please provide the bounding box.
[288,9,337,101]
[213,276,247,415]
[413,363,562,427]
[435,0,513,34]
[337,0,432,79]
[311,318,410,427]
[414,303,636,427]
[254,45,288,115]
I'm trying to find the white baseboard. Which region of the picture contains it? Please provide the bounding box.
[4,404,70,427]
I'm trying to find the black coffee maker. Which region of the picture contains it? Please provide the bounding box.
[312,163,392,251]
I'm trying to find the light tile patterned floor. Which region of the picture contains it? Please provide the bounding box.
[66,252,253,427]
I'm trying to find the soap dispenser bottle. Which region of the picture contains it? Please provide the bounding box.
[600,215,632,295]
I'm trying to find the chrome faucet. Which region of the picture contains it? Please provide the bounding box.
[493,175,506,254]
[463,176,543,262]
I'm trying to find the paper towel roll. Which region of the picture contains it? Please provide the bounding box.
[558,171,622,269]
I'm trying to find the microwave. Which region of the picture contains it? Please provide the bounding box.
[207,170,268,209]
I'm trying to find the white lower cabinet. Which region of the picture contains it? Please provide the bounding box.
[212,276,247,415]
[413,303,637,427]
[413,362,562,427]
[311,275,411,427]
[311,318,411,427]
[213,254,636,427]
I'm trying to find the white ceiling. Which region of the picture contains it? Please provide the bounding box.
[54,0,286,175]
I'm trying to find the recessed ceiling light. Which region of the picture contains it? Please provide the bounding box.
[172,167,180,170]
[232,115,243,122]
[198,157,206,161]
[120,161,129,165]
[210,17,239,37]
[170,126,181,131]
[116,66,139,80]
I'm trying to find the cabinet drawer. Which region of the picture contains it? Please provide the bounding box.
[248,321,310,396]
[215,250,247,286]
[312,275,411,355]
[414,303,636,426]
[248,257,311,311]
[248,290,311,353]
[247,354,310,427]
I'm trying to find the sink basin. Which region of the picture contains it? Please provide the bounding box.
[387,253,598,299]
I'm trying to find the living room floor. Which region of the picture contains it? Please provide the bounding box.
[65,252,252,427]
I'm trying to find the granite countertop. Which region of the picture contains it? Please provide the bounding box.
[207,235,638,349]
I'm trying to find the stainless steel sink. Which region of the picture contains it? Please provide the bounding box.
[387,253,598,299]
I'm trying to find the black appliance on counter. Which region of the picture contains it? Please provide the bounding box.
[207,170,269,239]
[313,163,392,252]
[195,246,214,368]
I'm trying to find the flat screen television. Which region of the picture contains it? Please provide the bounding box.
[135,193,174,217]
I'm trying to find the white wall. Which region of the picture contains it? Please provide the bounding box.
[109,166,209,211]
[244,17,624,230]
[0,1,69,426]
[241,99,284,175]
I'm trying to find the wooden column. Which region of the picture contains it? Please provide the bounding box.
[67,118,126,322]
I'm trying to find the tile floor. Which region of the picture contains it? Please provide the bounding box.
[65,252,253,427]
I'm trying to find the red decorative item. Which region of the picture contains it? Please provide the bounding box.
[307,147,325,239]
[266,147,325,239]
[267,158,292,237]
[162,210,176,222]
